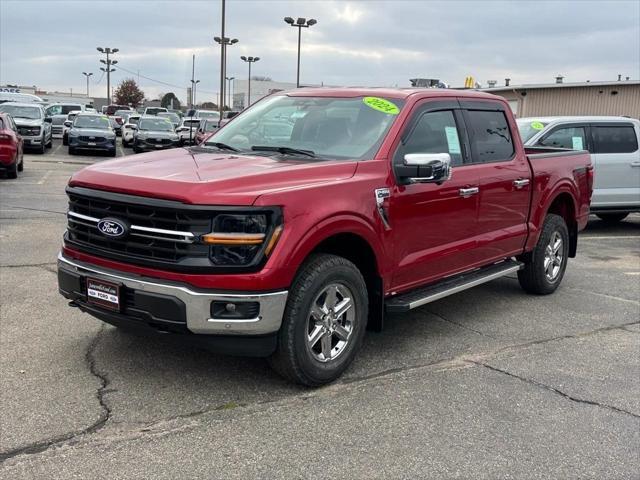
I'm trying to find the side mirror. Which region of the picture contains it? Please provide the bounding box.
[44,117,53,124]
[403,153,452,184]
[64,121,72,127]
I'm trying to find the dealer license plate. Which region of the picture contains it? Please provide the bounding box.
[87,142,97,146]
[86,277,120,311]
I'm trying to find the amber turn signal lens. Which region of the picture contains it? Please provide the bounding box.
[264,225,283,256]
[201,233,266,245]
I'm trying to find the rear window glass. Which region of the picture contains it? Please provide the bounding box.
[465,110,514,162]
[593,126,638,154]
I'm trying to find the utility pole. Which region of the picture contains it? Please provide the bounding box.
[214,0,238,120]
[284,17,317,87]
[82,72,93,97]
[97,47,118,104]
[240,57,259,108]
[226,76,234,110]
[190,54,195,107]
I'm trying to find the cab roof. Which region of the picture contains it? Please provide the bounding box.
[283,86,502,101]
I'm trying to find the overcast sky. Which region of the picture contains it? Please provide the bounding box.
[1,0,639,103]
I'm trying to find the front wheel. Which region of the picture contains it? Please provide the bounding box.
[596,213,628,223]
[269,254,368,386]
[518,214,569,295]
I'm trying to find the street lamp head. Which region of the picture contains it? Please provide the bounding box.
[241,56,247,61]
[214,36,222,43]
[230,38,239,44]
[100,67,106,72]
[284,16,294,24]
[111,60,118,65]
[195,80,200,84]
[254,57,260,62]
[112,48,119,53]
[307,18,317,26]
[97,47,104,52]
[296,17,306,25]
[100,59,107,64]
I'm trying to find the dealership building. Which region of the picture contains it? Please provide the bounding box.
[481,78,640,118]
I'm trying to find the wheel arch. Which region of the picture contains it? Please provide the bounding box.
[545,191,578,258]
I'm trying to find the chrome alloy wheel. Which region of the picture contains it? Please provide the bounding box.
[544,231,564,282]
[306,283,355,363]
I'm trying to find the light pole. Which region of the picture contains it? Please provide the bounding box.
[226,76,234,109]
[240,57,259,108]
[214,36,238,114]
[82,72,93,97]
[191,79,200,106]
[97,47,118,104]
[284,17,317,87]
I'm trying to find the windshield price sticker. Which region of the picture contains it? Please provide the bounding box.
[530,121,545,130]
[572,136,584,150]
[445,126,462,154]
[363,97,400,115]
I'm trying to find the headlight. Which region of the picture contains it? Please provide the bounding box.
[28,127,41,135]
[201,213,282,267]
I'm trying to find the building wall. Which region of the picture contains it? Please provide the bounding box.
[491,84,640,118]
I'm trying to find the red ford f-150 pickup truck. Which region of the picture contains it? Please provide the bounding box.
[58,88,593,386]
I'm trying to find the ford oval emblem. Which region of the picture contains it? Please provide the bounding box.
[97,218,128,238]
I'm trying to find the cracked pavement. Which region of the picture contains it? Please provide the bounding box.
[1,143,639,478]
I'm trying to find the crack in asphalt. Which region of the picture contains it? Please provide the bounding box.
[472,361,640,419]
[1,262,56,269]
[425,310,497,339]
[2,320,639,464]
[0,326,111,464]
[2,205,66,216]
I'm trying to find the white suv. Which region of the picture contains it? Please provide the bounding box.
[518,116,640,222]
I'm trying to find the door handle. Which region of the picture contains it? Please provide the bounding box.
[459,187,479,197]
[631,161,640,167]
[513,178,530,188]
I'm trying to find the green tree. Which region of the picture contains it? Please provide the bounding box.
[161,92,181,110]
[113,78,144,107]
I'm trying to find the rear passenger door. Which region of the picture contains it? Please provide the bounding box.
[460,101,531,263]
[590,122,640,208]
[536,123,590,151]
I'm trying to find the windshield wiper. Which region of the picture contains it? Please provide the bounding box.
[251,145,315,158]
[204,142,240,152]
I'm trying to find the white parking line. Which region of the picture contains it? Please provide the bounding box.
[37,170,52,185]
[581,236,640,240]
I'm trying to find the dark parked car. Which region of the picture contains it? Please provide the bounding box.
[133,116,179,153]
[0,112,24,178]
[68,113,116,156]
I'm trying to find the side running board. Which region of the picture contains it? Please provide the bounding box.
[385,259,523,313]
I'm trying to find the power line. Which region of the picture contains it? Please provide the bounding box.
[116,63,219,96]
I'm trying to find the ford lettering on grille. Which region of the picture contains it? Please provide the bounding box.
[97,218,127,238]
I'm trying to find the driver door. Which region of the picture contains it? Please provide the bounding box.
[388,100,482,292]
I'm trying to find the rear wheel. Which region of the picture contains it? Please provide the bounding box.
[46,135,52,148]
[518,214,569,295]
[269,254,368,386]
[68,147,76,155]
[7,161,18,179]
[596,213,628,223]
[17,154,24,172]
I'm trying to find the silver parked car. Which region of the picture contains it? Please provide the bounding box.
[0,102,52,153]
[518,116,640,222]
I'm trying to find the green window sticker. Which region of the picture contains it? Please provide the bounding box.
[572,136,584,150]
[445,126,461,154]
[363,97,400,115]
[530,121,545,130]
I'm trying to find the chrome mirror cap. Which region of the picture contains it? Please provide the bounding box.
[403,153,452,184]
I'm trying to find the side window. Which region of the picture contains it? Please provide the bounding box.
[396,110,463,166]
[538,126,587,150]
[46,105,62,116]
[593,126,638,154]
[465,110,514,163]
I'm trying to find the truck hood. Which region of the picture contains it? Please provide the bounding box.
[69,147,358,205]
[13,118,43,127]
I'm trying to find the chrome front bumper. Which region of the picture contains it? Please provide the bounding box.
[58,253,288,335]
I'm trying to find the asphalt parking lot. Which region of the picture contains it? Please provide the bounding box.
[1,139,639,478]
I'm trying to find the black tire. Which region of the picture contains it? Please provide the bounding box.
[6,161,18,179]
[38,141,45,154]
[68,147,76,155]
[518,214,569,295]
[46,136,52,148]
[122,139,129,148]
[62,135,68,146]
[17,154,24,172]
[269,254,368,386]
[109,149,116,157]
[596,213,628,223]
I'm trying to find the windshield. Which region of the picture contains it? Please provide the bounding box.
[197,111,220,119]
[183,119,200,127]
[517,119,549,143]
[145,108,166,115]
[0,104,42,119]
[74,115,111,129]
[139,118,174,131]
[159,112,180,123]
[203,121,218,132]
[205,95,404,160]
[128,116,140,125]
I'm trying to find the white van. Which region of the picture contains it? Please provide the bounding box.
[518,116,640,222]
